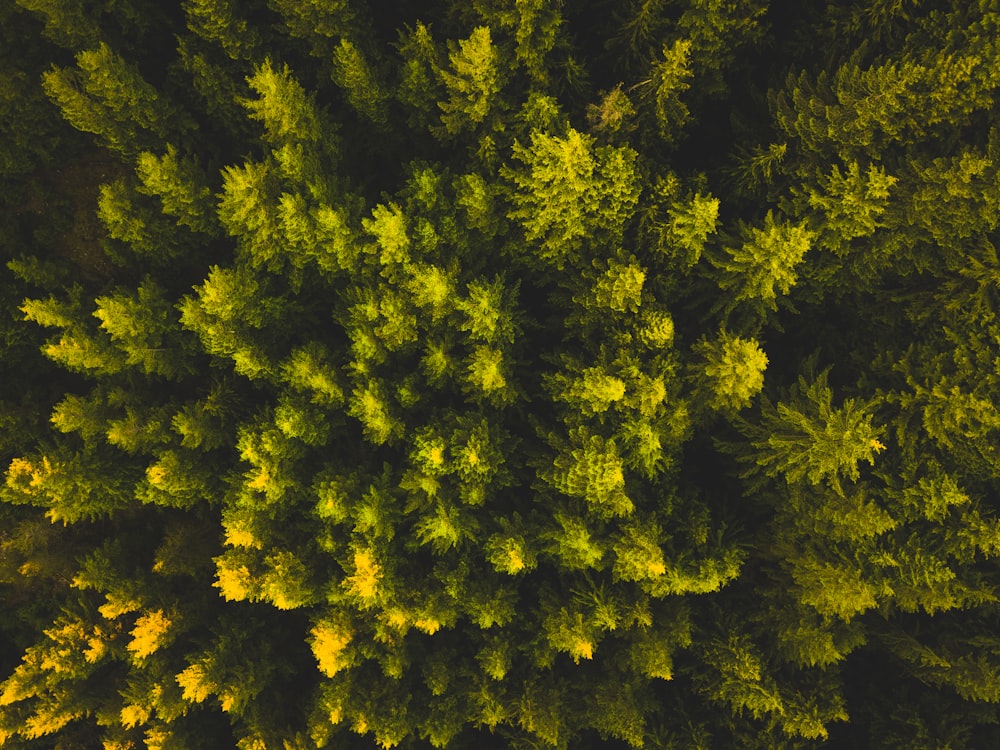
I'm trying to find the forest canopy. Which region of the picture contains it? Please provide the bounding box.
[2,1,1000,748]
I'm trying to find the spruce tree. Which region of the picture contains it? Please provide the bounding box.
[4,1,1000,748]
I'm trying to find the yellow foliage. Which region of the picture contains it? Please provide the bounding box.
[6,456,53,493]
[99,593,143,620]
[144,727,172,750]
[120,703,150,729]
[224,519,261,549]
[84,631,109,663]
[569,637,594,662]
[466,346,507,394]
[127,610,172,659]
[247,469,270,492]
[344,549,380,601]
[507,547,525,573]
[311,620,353,677]
[385,609,410,630]
[18,561,41,577]
[23,704,77,739]
[176,663,212,703]
[146,464,168,487]
[214,560,253,601]
[39,620,89,673]
[647,559,667,576]
[414,617,442,635]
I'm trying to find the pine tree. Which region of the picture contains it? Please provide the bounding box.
[136,145,220,236]
[178,264,284,380]
[461,0,563,85]
[332,38,390,126]
[42,42,191,157]
[437,27,503,136]
[21,288,129,375]
[7,1,1000,748]
[742,366,885,495]
[641,39,692,141]
[710,211,815,314]
[503,126,641,271]
[183,0,261,61]
[93,278,197,378]
[691,330,768,413]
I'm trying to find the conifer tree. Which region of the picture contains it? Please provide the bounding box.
[42,42,191,157]
[6,1,1000,748]
[503,126,640,270]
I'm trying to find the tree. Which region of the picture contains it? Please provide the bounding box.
[640,39,692,141]
[710,211,815,315]
[437,27,503,136]
[332,38,390,126]
[742,366,885,495]
[183,0,261,62]
[503,126,641,271]
[7,1,1000,747]
[42,42,191,157]
[93,278,197,378]
[691,330,768,413]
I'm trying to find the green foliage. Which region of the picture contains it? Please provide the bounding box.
[804,161,896,255]
[184,0,260,61]
[22,291,129,375]
[468,0,562,84]
[746,367,884,494]
[437,27,503,136]
[587,84,637,139]
[644,39,692,140]
[268,0,359,59]
[673,0,768,93]
[42,42,188,156]
[243,60,324,146]
[693,330,768,412]
[0,63,61,177]
[136,145,219,235]
[93,278,195,378]
[179,264,281,379]
[396,21,442,129]
[712,211,815,311]
[456,276,517,344]
[5,448,133,522]
[332,38,390,126]
[548,430,633,519]
[15,0,101,49]
[666,191,720,266]
[592,258,646,313]
[775,48,1000,161]
[504,128,641,270]
[6,2,1000,748]
[698,633,784,722]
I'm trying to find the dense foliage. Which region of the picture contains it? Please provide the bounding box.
[2,1,1000,747]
